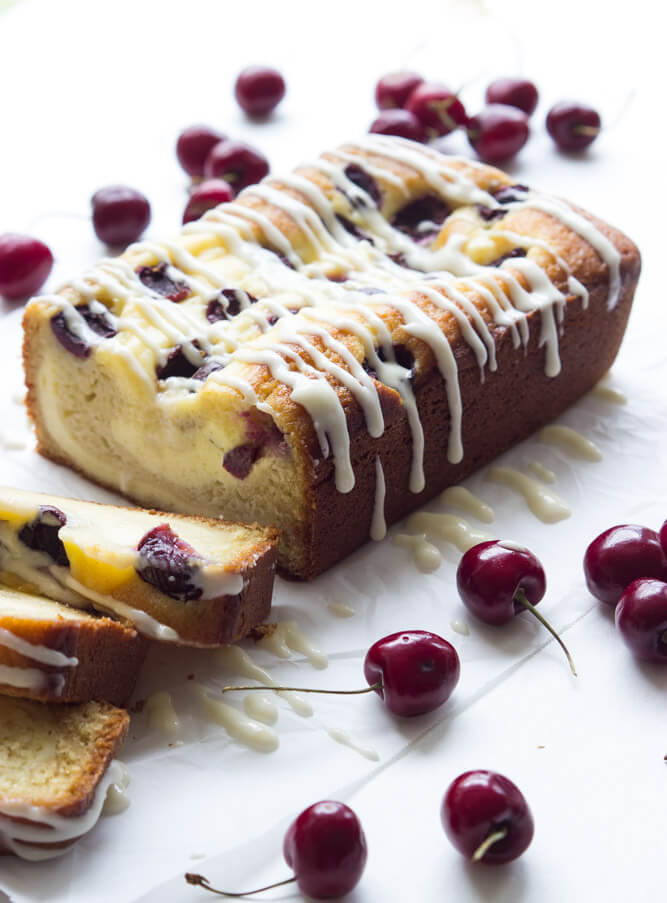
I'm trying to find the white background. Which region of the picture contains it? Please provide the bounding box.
[1,0,667,901]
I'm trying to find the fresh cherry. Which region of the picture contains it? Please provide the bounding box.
[375,70,424,110]
[91,185,151,246]
[583,525,667,606]
[467,105,529,163]
[616,579,667,663]
[363,630,459,716]
[370,109,426,142]
[221,629,460,717]
[660,520,667,555]
[546,101,601,151]
[176,125,226,178]
[405,83,468,137]
[457,541,576,675]
[182,179,234,224]
[203,140,269,194]
[485,78,539,116]
[0,233,53,300]
[442,770,534,864]
[186,800,367,899]
[234,66,285,117]
[283,801,367,898]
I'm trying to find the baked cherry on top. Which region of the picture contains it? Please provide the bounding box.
[583,524,667,606]
[186,800,367,899]
[442,770,534,864]
[457,540,576,675]
[615,578,667,663]
[221,629,460,717]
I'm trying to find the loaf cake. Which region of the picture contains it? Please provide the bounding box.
[0,584,147,705]
[0,696,128,860]
[0,487,278,646]
[22,136,641,578]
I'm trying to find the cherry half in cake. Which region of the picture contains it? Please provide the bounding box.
[18,505,69,566]
[136,524,203,602]
[50,303,117,358]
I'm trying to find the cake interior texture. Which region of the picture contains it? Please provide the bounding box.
[22,136,641,578]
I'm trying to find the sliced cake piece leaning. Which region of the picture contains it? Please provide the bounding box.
[0,697,128,860]
[0,486,279,647]
[0,585,148,705]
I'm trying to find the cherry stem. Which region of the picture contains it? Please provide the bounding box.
[514,588,578,677]
[185,873,297,897]
[573,125,601,136]
[221,681,382,696]
[472,827,508,862]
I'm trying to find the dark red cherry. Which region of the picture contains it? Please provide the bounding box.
[467,105,529,162]
[583,525,667,606]
[442,770,534,864]
[183,179,234,224]
[546,101,601,151]
[284,801,367,898]
[363,629,460,716]
[186,800,367,899]
[18,506,68,566]
[370,109,426,142]
[616,579,667,663]
[91,185,151,246]
[660,520,667,555]
[203,140,269,194]
[136,524,203,601]
[485,78,539,116]
[176,125,226,178]
[375,70,424,110]
[234,66,285,117]
[457,541,576,674]
[457,541,545,626]
[0,233,53,300]
[405,83,468,137]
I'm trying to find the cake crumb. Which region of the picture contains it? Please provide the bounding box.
[248,622,277,641]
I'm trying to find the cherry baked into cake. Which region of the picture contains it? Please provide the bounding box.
[22,136,641,578]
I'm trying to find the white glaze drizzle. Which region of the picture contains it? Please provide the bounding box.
[257,622,328,670]
[193,683,279,753]
[527,459,557,484]
[406,512,492,552]
[392,533,442,572]
[325,727,380,761]
[539,425,603,461]
[216,645,313,717]
[145,690,181,735]
[440,486,494,523]
[591,375,627,404]
[450,619,471,636]
[102,761,131,815]
[243,692,279,725]
[487,466,571,523]
[327,601,356,618]
[0,626,78,668]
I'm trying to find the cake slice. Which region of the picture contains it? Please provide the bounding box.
[0,585,148,705]
[0,486,278,646]
[0,697,128,860]
[22,137,641,578]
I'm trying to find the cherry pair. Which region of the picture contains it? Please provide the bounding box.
[584,522,667,662]
[187,769,533,899]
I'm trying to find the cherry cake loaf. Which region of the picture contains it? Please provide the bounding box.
[22,136,641,578]
[0,487,278,646]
